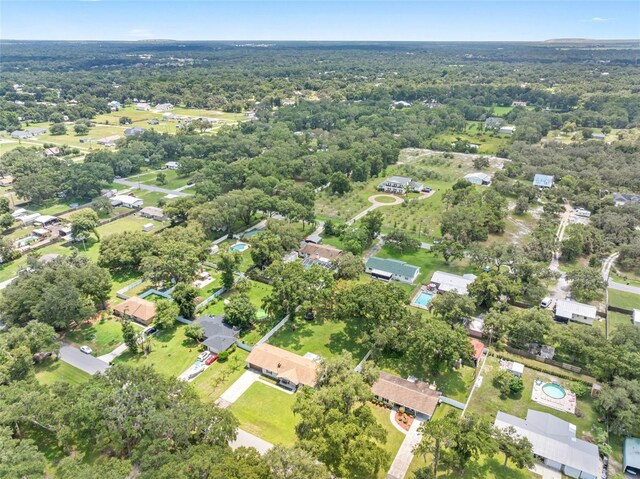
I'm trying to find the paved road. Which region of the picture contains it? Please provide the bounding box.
[386,414,425,479]
[113,178,192,197]
[230,428,274,454]
[59,343,109,375]
[0,277,17,290]
[608,280,640,295]
[601,252,619,282]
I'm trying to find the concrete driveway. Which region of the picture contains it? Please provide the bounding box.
[59,343,109,375]
[216,369,261,408]
[113,178,192,197]
[230,428,274,455]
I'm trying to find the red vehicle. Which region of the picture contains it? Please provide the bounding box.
[205,354,218,365]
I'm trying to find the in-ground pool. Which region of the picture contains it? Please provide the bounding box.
[16,236,37,247]
[230,242,249,252]
[542,383,566,399]
[413,291,434,308]
[242,227,266,239]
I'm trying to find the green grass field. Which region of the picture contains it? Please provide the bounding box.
[369,403,406,479]
[191,349,249,403]
[608,289,640,311]
[268,318,370,364]
[230,381,299,446]
[35,359,91,386]
[62,317,125,356]
[610,270,640,288]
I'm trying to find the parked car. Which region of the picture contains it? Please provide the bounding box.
[205,354,218,365]
[197,351,210,361]
[80,345,93,355]
[143,326,157,336]
[540,297,552,309]
[422,187,432,192]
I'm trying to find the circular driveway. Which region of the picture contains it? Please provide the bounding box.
[368,194,404,206]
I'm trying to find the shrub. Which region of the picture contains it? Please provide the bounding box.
[218,350,229,362]
[571,381,588,398]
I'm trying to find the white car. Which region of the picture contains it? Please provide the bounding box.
[540,297,552,309]
[197,351,210,362]
[80,345,93,355]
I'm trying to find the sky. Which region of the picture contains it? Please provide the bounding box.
[1,0,639,42]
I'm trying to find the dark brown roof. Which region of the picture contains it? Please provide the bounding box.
[371,372,441,416]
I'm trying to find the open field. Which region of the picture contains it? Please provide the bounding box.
[229,381,299,446]
[269,318,369,364]
[35,359,91,386]
[431,121,510,155]
[608,288,640,311]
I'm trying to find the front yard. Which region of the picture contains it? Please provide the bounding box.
[229,381,299,446]
[191,349,249,403]
[35,359,91,386]
[63,316,125,356]
[608,288,640,311]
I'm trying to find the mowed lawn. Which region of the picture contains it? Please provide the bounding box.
[268,318,370,364]
[191,349,249,403]
[35,359,91,386]
[230,381,299,446]
[115,323,201,378]
[608,288,640,310]
[63,317,125,356]
[369,404,406,479]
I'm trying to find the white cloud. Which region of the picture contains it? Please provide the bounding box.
[125,28,155,39]
[589,17,613,23]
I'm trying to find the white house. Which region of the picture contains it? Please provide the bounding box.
[499,125,516,134]
[430,271,477,296]
[365,257,420,284]
[135,103,151,111]
[633,309,640,328]
[494,410,600,479]
[378,176,411,194]
[555,299,597,326]
[110,195,143,208]
[165,161,180,170]
[155,103,174,111]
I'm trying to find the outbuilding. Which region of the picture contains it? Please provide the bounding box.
[110,195,143,208]
[554,299,597,326]
[464,172,492,186]
[533,174,555,189]
[624,437,640,475]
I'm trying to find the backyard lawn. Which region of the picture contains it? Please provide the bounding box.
[35,359,91,386]
[115,323,201,378]
[608,288,640,311]
[268,318,369,364]
[63,317,125,356]
[465,355,599,440]
[229,381,299,446]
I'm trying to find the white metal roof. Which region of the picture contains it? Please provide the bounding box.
[430,271,475,295]
[555,299,597,320]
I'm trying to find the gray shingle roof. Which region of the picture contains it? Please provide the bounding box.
[195,315,239,353]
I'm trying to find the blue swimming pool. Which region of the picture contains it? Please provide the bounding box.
[16,236,37,247]
[542,383,566,399]
[230,242,249,252]
[414,291,434,307]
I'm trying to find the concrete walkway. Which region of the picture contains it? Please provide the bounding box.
[113,178,192,197]
[97,343,128,363]
[59,343,109,375]
[230,428,274,454]
[216,369,261,408]
[0,276,17,290]
[386,415,424,479]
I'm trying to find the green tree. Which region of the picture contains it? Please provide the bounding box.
[119,116,132,125]
[98,231,154,273]
[431,239,465,264]
[156,171,167,185]
[224,294,255,330]
[408,320,472,373]
[184,323,205,343]
[414,413,459,476]
[50,123,67,135]
[264,446,331,479]
[361,210,383,240]
[468,272,517,308]
[331,252,363,280]
[494,426,534,468]
[596,377,640,437]
[171,283,199,319]
[493,370,524,397]
[71,208,100,243]
[218,251,241,289]
[154,299,179,330]
[0,212,14,230]
[74,123,90,135]
[430,291,475,328]
[121,319,138,354]
[0,426,46,479]
[567,268,607,302]
[329,172,351,195]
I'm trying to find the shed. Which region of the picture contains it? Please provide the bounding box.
[624,438,640,475]
[304,234,323,245]
[533,174,555,189]
[464,172,492,186]
[555,299,597,326]
[142,223,154,232]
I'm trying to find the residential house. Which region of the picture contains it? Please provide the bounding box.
[124,127,146,137]
[365,257,420,284]
[371,372,442,418]
[633,309,640,328]
[33,215,59,227]
[574,208,591,218]
[97,135,121,146]
[613,193,640,207]
[138,206,165,221]
[494,410,600,479]
[624,437,640,475]
[165,161,180,170]
[511,101,528,106]
[554,299,597,326]
[155,103,174,111]
[299,243,343,263]
[429,271,477,295]
[246,343,320,390]
[113,296,157,325]
[591,133,605,140]
[135,103,151,111]
[499,125,516,134]
[484,117,504,130]
[18,213,40,226]
[11,127,47,139]
[470,339,485,367]
[533,174,555,189]
[0,176,14,187]
[378,176,412,194]
[195,315,239,354]
[108,101,121,110]
[464,172,492,186]
[110,195,143,208]
[44,147,62,157]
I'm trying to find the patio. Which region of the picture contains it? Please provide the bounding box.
[531,378,576,414]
